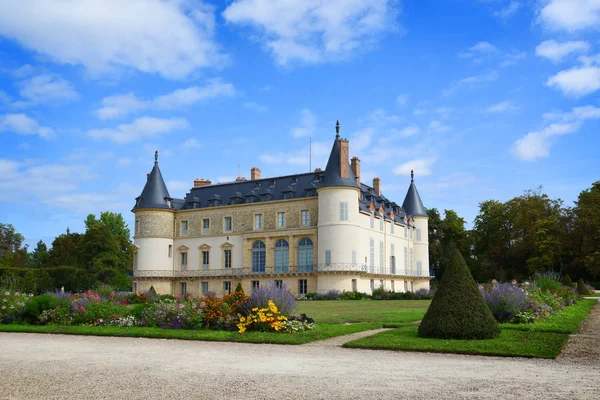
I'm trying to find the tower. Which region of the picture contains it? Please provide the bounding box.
[131,151,175,294]
[402,170,430,288]
[316,121,361,291]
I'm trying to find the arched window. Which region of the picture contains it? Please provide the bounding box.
[252,240,266,273]
[298,237,314,272]
[274,239,289,272]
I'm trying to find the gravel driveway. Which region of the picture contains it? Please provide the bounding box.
[1,328,598,400]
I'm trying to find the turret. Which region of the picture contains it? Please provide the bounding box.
[131,151,175,294]
[316,122,361,292]
[402,170,429,287]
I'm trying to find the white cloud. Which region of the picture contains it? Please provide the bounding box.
[290,109,317,137]
[0,0,225,79]
[393,158,437,176]
[259,140,330,168]
[398,124,420,137]
[546,66,600,97]
[443,70,498,95]
[87,116,189,144]
[494,1,521,19]
[535,40,589,63]
[182,138,202,149]
[427,120,451,133]
[0,90,12,104]
[486,100,519,113]
[512,105,600,161]
[0,113,53,138]
[537,0,600,32]
[222,0,399,65]
[243,101,268,112]
[396,94,409,107]
[95,79,236,120]
[17,74,79,104]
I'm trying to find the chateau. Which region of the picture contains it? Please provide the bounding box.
[132,122,431,297]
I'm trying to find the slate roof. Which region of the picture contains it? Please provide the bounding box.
[401,171,428,217]
[133,131,425,223]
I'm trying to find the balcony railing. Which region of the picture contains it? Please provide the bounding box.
[134,263,434,278]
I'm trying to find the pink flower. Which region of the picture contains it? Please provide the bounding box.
[110,292,115,297]
[4,291,9,296]
[178,304,185,309]
[491,279,498,285]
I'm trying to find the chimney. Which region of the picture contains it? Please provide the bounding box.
[251,167,261,181]
[194,178,212,187]
[235,176,247,182]
[339,139,349,178]
[314,167,323,172]
[351,156,360,185]
[373,177,381,196]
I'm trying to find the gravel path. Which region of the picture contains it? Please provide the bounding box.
[558,301,600,366]
[1,330,599,400]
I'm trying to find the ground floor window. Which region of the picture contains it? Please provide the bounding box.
[180,282,187,297]
[380,279,384,289]
[404,280,408,292]
[274,280,283,288]
[251,280,259,291]
[132,282,138,294]
[410,281,414,292]
[370,279,374,292]
[201,281,209,296]
[298,279,307,296]
[391,280,395,292]
[224,281,231,295]
[351,279,357,292]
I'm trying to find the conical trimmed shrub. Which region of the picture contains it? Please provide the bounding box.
[577,279,591,295]
[418,249,500,340]
[561,274,573,287]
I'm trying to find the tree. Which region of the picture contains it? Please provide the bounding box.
[568,182,600,279]
[85,212,131,239]
[426,208,471,280]
[48,229,82,268]
[0,223,25,267]
[29,240,50,268]
[427,209,443,278]
[418,249,499,340]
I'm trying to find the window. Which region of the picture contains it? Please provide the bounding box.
[351,279,357,292]
[417,261,423,276]
[181,220,188,235]
[352,250,356,264]
[404,280,408,292]
[202,218,210,234]
[410,228,413,240]
[410,248,414,271]
[132,282,138,294]
[224,249,232,269]
[135,219,140,236]
[168,245,172,258]
[339,201,348,221]
[202,251,209,270]
[369,238,375,272]
[298,279,307,296]
[380,279,384,289]
[390,256,396,274]
[180,252,187,270]
[274,280,283,288]
[411,281,414,292]
[180,282,187,296]
[301,210,310,226]
[370,279,375,292]
[252,280,260,291]
[404,246,408,273]
[277,212,286,228]
[133,252,138,270]
[391,280,395,292]
[379,241,384,273]
[224,216,232,232]
[224,281,231,295]
[274,239,289,272]
[325,250,331,265]
[254,214,263,230]
[370,213,374,229]
[416,228,422,242]
[391,222,394,234]
[380,218,384,231]
[404,226,407,238]
[201,281,209,296]
[252,241,266,272]
[298,237,314,272]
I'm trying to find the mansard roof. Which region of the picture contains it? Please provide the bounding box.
[133,152,173,210]
[402,171,428,217]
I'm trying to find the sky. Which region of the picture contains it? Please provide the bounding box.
[0,0,599,248]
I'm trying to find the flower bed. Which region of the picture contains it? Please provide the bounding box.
[0,282,315,334]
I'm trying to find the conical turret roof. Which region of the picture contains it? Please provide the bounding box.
[320,121,359,189]
[402,170,427,217]
[133,151,172,210]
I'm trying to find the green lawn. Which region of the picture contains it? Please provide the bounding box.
[501,299,596,333]
[584,293,600,297]
[295,299,430,325]
[344,326,568,358]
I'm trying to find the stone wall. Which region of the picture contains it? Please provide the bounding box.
[134,210,174,238]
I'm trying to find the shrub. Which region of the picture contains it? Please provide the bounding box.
[22,294,59,325]
[532,271,562,291]
[480,283,529,322]
[236,300,287,333]
[322,289,341,300]
[338,290,369,300]
[242,281,295,316]
[235,282,244,294]
[561,274,573,288]
[577,279,591,295]
[418,249,499,340]
[0,290,30,324]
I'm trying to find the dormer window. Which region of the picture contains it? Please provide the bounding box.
[261,193,272,202]
[166,199,172,208]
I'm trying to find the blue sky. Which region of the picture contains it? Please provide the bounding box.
[1,0,599,248]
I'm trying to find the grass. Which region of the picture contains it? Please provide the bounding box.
[584,293,600,297]
[295,300,430,325]
[501,299,596,334]
[0,322,379,345]
[343,326,568,358]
